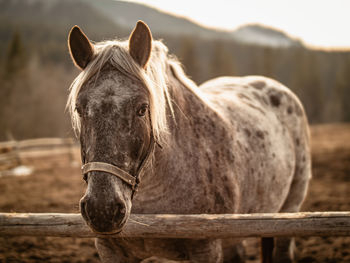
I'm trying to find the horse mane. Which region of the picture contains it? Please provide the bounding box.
[67,39,198,143]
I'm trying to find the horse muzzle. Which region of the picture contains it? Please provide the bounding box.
[79,194,129,234]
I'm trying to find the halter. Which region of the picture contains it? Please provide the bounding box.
[81,131,156,199]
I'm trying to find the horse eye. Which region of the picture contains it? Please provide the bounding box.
[137,104,148,117]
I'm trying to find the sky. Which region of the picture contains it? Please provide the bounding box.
[125,0,350,48]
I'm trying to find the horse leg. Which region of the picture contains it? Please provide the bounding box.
[261,237,274,263]
[272,182,310,262]
[184,239,223,263]
[222,239,245,263]
[95,238,139,263]
[273,143,311,263]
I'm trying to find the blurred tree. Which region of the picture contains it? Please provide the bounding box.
[3,30,28,79]
[291,49,323,122]
[335,54,350,121]
[178,37,201,83]
[210,40,236,79]
[261,46,274,77]
[0,30,30,140]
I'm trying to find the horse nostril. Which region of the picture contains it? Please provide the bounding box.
[113,203,127,225]
[120,206,126,215]
[79,198,90,222]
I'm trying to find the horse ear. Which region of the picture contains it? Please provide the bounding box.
[68,26,94,70]
[129,21,152,68]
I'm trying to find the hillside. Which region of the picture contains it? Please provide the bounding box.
[83,0,229,39]
[0,0,129,64]
[82,0,301,47]
[0,0,126,41]
[0,0,301,47]
[232,24,302,47]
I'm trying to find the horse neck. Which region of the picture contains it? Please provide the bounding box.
[135,64,221,207]
[165,65,210,136]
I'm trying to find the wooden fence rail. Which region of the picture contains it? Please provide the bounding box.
[0,138,79,173]
[0,212,349,238]
[0,138,76,152]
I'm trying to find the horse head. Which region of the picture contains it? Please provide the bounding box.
[68,21,154,234]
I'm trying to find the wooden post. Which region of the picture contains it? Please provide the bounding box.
[0,212,349,238]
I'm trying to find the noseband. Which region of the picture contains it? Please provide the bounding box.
[81,135,155,199]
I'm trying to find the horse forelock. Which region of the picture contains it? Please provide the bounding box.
[67,39,176,143]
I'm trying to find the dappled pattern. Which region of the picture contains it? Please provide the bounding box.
[63,21,313,262]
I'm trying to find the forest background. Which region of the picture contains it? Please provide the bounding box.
[1,0,349,141]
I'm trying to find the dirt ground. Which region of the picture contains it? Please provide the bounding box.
[0,123,349,263]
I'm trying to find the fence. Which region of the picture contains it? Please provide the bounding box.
[0,139,349,239]
[0,138,79,174]
[0,212,349,238]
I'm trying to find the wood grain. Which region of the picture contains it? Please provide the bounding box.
[0,212,349,238]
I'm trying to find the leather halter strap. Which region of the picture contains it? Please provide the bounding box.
[81,134,156,198]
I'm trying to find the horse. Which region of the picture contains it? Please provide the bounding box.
[67,21,311,263]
